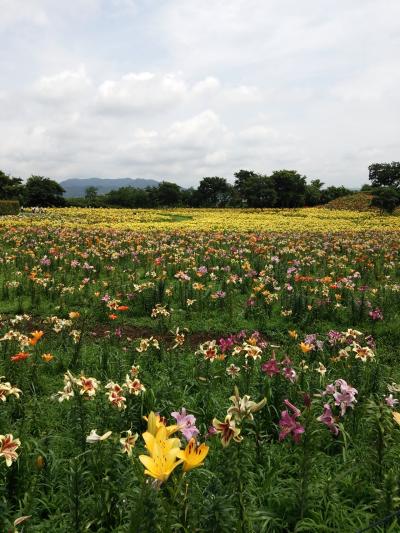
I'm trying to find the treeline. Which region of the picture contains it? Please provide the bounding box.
[1,164,399,211]
[73,170,353,209]
[0,174,65,207]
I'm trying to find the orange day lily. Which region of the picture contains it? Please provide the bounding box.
[11,352,30,362]
[29,330,44,346]
[299,342,313,353]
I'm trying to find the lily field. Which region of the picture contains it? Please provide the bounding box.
[1,207,400,532]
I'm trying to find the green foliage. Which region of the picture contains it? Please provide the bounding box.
[24,175,66,207]
[84,186,98,205]
[73,169,361,209]
[0,200,20,215]
[305,179,324,206]
[197,177,232,207]
[4,160,397,212]
[369,162,400,189]
[271,169,307,207]
[0,171,24,202]
[234,170,277,207]
[152,181,183,207]
[371,187,400,213]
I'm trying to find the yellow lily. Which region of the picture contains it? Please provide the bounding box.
[139,446,182,483]
[142,426,181,455]
[144,411,178,437]
[139,426,182,483]
[177,438,209,472]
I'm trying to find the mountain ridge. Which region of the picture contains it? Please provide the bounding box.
[60,177,160,197]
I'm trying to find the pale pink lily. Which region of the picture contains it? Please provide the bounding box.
[171,408,199,441]
[333,379,358,416]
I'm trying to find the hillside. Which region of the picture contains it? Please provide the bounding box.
[60,177,160,198]
[323,192,375,211]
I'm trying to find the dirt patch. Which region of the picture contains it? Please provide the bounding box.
[88,324,226,348]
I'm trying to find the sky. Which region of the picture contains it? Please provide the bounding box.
[0,0,399,188]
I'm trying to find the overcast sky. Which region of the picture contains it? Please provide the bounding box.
[1,0,399,187]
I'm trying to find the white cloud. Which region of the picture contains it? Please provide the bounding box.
[0,0,49,28]
[166,111,228,146]
[111,111,232,179]
[34,66,92,103]
[192,77,221,94]
[239,126,280,144]
[331,63,400,103]
[1,0,400,186]
[95,72,188,114]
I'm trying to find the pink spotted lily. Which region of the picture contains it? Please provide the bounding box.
[317,403,340,436]
[278,400,304,444]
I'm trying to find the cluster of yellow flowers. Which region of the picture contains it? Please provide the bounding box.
[139,412,209,485]
[2,207,400,232]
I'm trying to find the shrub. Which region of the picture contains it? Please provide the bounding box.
[0,200,19,215]
[371,187,400,214]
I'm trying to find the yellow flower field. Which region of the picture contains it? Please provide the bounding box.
[2,206,400,232]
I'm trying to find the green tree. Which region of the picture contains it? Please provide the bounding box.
[234,170,258,204]
[105,187,150,208]
[270,169,307,207]
[368,162,400,189]
[24,175,66,207]
[360,183,374,192]
[371,187,400,213]
[180,187,199,207]
[85,186,98,205]
[305,179,324,206]
[233,170,276,207]
[320,186,353,204]
[153,181,182,207]
[0,170,24,201]
[197,177,232,207]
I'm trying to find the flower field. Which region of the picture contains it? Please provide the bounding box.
[6,206,400,231]
[1,208,400,532]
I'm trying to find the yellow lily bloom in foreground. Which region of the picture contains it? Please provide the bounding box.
[139,426,182,483]
[177,438,209,472]
[142,426,181,455]
[144,411,178,437]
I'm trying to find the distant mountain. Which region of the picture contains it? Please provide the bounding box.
[59,178,160,198]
